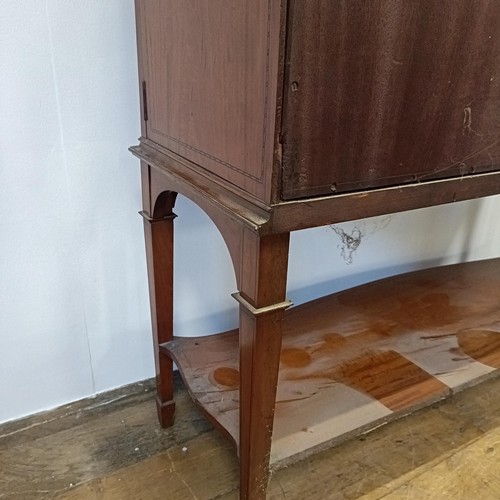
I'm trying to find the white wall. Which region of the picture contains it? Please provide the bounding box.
[1,1,499,425]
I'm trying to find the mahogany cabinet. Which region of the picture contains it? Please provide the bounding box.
[131,2,500,498]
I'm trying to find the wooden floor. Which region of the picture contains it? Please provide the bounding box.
[2,373,500,499]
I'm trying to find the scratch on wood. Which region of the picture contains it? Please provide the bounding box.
[417,139,500,181]
[0,413,71,439]
[462,105,482,137]
[166,449,199,499]
[462,106,472,136]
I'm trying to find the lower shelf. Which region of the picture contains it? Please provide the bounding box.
[161,258,500,466]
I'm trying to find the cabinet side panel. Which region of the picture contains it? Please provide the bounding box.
[137,0,281,202]
[281,0,500,200]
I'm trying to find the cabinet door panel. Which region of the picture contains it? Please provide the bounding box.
[282,0,500,199]
[136,0,281,201]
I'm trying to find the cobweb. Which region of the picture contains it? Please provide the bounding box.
[330,216,393,264]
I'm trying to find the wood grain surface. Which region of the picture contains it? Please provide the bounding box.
[3,372,500,499]
[282,0,500,199]
[135,0,283,202]
[163,258,500,465]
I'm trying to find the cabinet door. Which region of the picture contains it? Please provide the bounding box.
[281,1,500,200]
[136,0,281,202]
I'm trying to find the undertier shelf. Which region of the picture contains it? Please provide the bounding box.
[161,258,500,466]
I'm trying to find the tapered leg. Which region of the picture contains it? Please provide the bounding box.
[142,210,176,427]
[235,230,291,499]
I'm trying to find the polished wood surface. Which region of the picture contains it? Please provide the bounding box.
[235,231,289,498]
[132,2,500,498]
[141,184,177,427]
[139,156,293,498]
[282,0,500,199]
[131,140,500,235]
[135,0,283,202]
[134,0,500,205]
[163,258,500,466]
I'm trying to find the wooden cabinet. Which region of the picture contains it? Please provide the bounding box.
[282,1,500,198]
[131,2,500,498]
[135,0,281,201]
[135,0,500,205]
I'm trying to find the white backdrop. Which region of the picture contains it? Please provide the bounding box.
[1,1,499,425]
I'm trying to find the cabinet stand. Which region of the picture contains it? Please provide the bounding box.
[134,151,500,500]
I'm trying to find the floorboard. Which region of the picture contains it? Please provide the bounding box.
[2,373,500,499]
